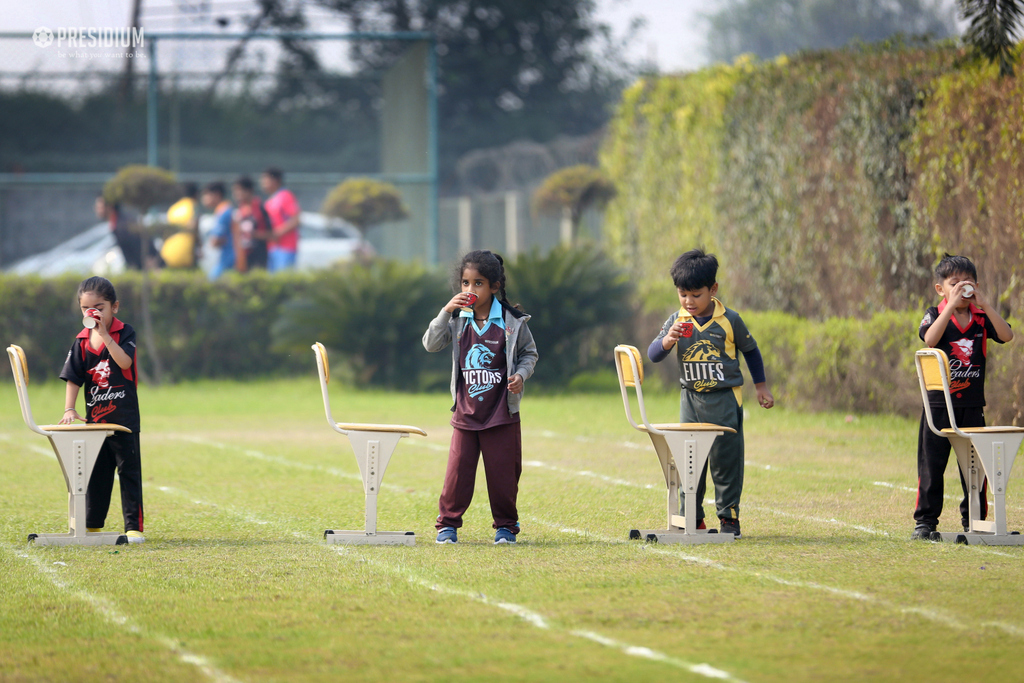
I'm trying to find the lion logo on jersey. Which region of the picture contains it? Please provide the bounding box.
[950,339,973,365]
[465,344,496,370]
[680,339,721,363]
[87,360,112,389]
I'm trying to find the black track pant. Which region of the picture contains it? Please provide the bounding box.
[86,431,144,532]
[915,406,987,529]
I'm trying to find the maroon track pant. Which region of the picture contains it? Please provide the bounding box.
[436,421,521,533]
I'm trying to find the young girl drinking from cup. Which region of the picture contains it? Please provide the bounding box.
[422,250,539,544]
[59,276,145,543]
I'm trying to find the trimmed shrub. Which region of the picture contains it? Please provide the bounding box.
[321,178,409,233]
[504,245,634,386]
[271,260,449,389]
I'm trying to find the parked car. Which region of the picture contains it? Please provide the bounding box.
[4,212,371,276]
[4,222,123,277]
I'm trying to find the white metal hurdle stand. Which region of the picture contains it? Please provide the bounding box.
[312,343,426,546]
[7,344,130,546]
[614,345,737,544]
[915,348,1024,546]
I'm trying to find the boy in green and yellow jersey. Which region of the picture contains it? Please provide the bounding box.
[648,249,774,538]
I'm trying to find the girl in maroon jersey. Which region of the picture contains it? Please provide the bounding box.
[59,277,145,543]
[422,251,539,544]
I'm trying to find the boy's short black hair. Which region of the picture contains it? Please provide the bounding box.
[935,253,977,282]
[203,181,226,197]
[263,167,284,183]
[233,176,255,192]
[182,181,199,198]
[671,248,718,291]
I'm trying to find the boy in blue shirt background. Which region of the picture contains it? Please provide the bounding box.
[202,181,235,280]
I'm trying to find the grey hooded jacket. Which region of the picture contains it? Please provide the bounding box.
[422,304,539,415]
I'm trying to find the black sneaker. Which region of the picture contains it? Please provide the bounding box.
[911,524,936,540]
[719,518,741,538]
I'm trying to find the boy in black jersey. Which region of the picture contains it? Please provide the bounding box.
[913,254,1014,540]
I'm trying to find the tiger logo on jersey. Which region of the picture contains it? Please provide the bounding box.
[679,339,725,390]
[680,340,720,363]
[465,344,496,371]
[463,344,501,400]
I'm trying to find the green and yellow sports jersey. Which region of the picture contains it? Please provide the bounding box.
[652,298,759,403]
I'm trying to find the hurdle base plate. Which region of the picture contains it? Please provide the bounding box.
[935,531,1024,546]
[629,528,734,545]
[28,531,128,547]
[324,530,416,546]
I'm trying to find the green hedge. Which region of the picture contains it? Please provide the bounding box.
[0,248,636,390]
[4,270,1020,425]
[600,41,1024,318]
[0,271,319,384]
[752,310,1024,425]
[626,307,1022,425]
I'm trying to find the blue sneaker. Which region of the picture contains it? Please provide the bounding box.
[494,528,517,544]
[436,527,457,544]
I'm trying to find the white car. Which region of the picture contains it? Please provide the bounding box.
[5,211,371,276]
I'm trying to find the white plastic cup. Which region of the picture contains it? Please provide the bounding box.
[962,284,975,299]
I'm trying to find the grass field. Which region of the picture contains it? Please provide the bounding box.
[2,378,1023,683]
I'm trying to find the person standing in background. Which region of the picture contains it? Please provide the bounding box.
[260,167,301,272]
[231,176,270,272]
[202,181,235,280]
[96,195,143,271]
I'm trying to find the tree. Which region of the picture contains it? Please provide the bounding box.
[532,164,616,245]
[314,0,633,170]
[321,178,409,232]
[958,0,1024,77]
[704,0,957,62]
[103,165,180,385]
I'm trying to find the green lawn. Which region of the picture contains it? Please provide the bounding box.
[2,379,1022,682]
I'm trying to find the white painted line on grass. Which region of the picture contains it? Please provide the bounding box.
[524,460,657,489]
[402,439,450,453]
[5,546,242,683]
[983,621,1024,637]
[569,629,735,679]
[330,547,744,681]
[747,505,889,536]
[874,480,1024,513]
[171,435,364,483]
[153,484,747,683]
[526,460,890,538]
[525,515,1023,638]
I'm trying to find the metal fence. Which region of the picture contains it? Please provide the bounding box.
[0,29,438,265]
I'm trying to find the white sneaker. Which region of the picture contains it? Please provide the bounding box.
[126,530,145,544]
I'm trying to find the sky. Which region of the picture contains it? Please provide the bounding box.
[595,0,711,73]
[1,0,711,75]
[0,0,966,81]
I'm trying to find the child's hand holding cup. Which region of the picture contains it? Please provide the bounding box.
[82,308,101,329]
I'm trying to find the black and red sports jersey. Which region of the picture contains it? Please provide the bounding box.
[60,319,140,432]
[919,300,1007,408]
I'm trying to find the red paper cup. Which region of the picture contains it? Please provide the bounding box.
[83,308,100,329]
[461,292,478,311]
